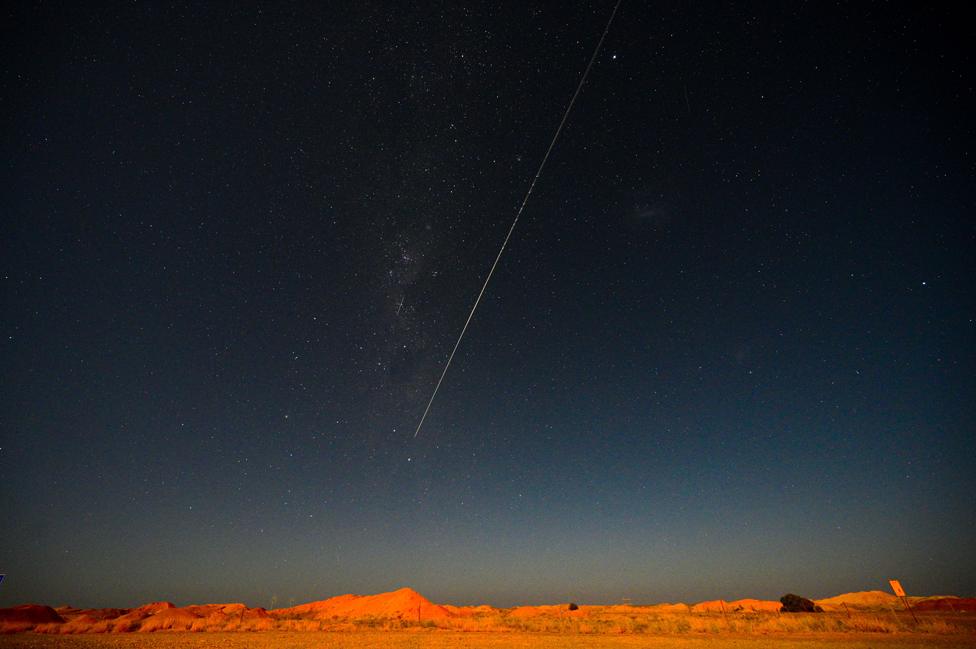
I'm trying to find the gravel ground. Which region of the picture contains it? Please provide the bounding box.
[2,633,976,649]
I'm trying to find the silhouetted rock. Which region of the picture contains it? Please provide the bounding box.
[780,594,823,613]
[568,603,579,611]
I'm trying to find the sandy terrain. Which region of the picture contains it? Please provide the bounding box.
[2,631,976,649]
[7,588,974,636]
[3,588,974,647]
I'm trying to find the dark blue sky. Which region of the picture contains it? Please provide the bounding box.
[2,1,974,608]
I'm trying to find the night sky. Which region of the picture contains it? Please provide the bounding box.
[2,2,974,609]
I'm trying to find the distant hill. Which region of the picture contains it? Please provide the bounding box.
[2,586,968,634]
[0,605,64,631]
[913,597,976,612]
[271,587,450,621]
[0,588,446,633]
[692,599,780,613]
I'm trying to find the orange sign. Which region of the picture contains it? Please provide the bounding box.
[889,579,906,597]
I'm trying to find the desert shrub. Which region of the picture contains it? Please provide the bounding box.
[780,593,822,613]
[918,619,955,634]
[250,618,277,631]
[568,603,578,611]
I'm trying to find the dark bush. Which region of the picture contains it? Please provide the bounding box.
[779,593,823,613]
[568,603,579,611]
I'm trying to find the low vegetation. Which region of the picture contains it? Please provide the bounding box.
[3,589,974,639]
[2,631,976,649]
[15,609,967,636]
[439,609,964,635]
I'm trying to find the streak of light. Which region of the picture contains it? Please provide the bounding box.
[413,0,624,438]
